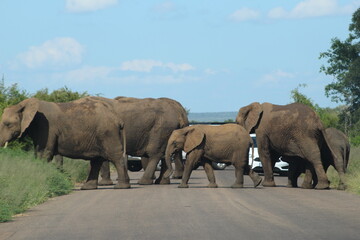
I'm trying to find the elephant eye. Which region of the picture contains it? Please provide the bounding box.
[173,141,177,145]
[3,122,12,127]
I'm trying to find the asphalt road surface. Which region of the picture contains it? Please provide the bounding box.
[1,167,360,240]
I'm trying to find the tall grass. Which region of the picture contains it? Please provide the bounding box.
[0,149,88,222]
[327,146,360,194]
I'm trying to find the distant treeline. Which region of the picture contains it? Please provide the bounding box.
[0,79,359,146]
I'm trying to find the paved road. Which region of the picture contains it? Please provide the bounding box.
[1,167,360,240]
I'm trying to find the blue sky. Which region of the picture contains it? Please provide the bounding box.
[1,0,359,112]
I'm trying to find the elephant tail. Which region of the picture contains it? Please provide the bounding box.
[321,128,339,171]
[122,127,127,159]
[163,147,174,179]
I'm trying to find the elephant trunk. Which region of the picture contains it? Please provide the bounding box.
[163,146,174,178]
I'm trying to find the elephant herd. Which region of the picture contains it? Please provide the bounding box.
[0,96,350,190]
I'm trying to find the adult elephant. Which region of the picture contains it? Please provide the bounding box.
[285,127,350,190]
[164,124,262,188]
[0,97,129,190]
[236,102,336,189]
[99,97,188,185]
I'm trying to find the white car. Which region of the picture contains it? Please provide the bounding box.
[248,134,289,175]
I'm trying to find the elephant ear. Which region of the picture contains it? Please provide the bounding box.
[184,128,205,153]
[237,102,263,133]
[18,98,39,138]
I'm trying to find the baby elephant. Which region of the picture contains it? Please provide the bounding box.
[164,124,262,188]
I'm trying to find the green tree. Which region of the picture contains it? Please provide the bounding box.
[32,86,89,102]
[290,84,316,110]
[319,8,360,143]
[0,77,29,115]
[319,8,360,111]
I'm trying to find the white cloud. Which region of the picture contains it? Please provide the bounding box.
[120,60,162,72]
[164,62,194,72]
[229,7,260,22]
[65,0,118,13]
[153,1,176,13]
[120,59,194,72]
[268,0,360,19]
[258,70,295,85]
[204,68,216,75]
[60,65,114,82]
[15,37,84,69]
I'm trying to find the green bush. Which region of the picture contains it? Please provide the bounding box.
[0,149,88,222]
[326,146,360,193]
[345,147,360,194]
[61,157,89,183]
[350,135,360,147]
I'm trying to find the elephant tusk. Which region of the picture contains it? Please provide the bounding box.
[4,142,8,148]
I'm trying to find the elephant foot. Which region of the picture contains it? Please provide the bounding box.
[98,178,114,186]
[253,177,262,188]
[114,183,131,189]
[81,181,98,190]
[262,180,276,187]
[138,178,154,185]
[337,183,347,190]
[315,181,330,190]
[178,183,189,188]
[207,183,218,188]
[231,183,244,188]
[287,183,297,188]
[155,177,170,185]
[301,182,314,189]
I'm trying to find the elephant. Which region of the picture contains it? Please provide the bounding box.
[285,127,350,190]
[99,97,188,185]
[164,124,262,188]
[236,102,337,189]
[0,97,129,190]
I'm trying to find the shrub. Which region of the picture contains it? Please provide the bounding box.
[0,150,87,222]
[326,146,360,193]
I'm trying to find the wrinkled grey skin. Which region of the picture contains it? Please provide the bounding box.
[236,102,337,189]
[99,97,188,185]
[0,97,129,190]
[164,124,262,188]
[285,127,350,190]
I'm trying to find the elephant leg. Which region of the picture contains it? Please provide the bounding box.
[81,159,103,190]
[248,168,262,188]
[54,155,64,169]
[304,149,329,189]
[258,141,276,187]
[287,158,301,188]
[301,162,315,189]
[172,151,184,179]
[179,150,202,188]
[333,159,347,190]
[155,159,171,184]
[111,156,130,189]
[138,154,162,185]
[141,157,156,180]
[232,157,245,188]
[203,159,217,188]
[98,161,114,186]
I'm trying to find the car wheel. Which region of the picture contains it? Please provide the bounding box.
[211,162,227,170]
[128,161,143,172]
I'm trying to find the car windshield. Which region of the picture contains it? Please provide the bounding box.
[251,137,257,147]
